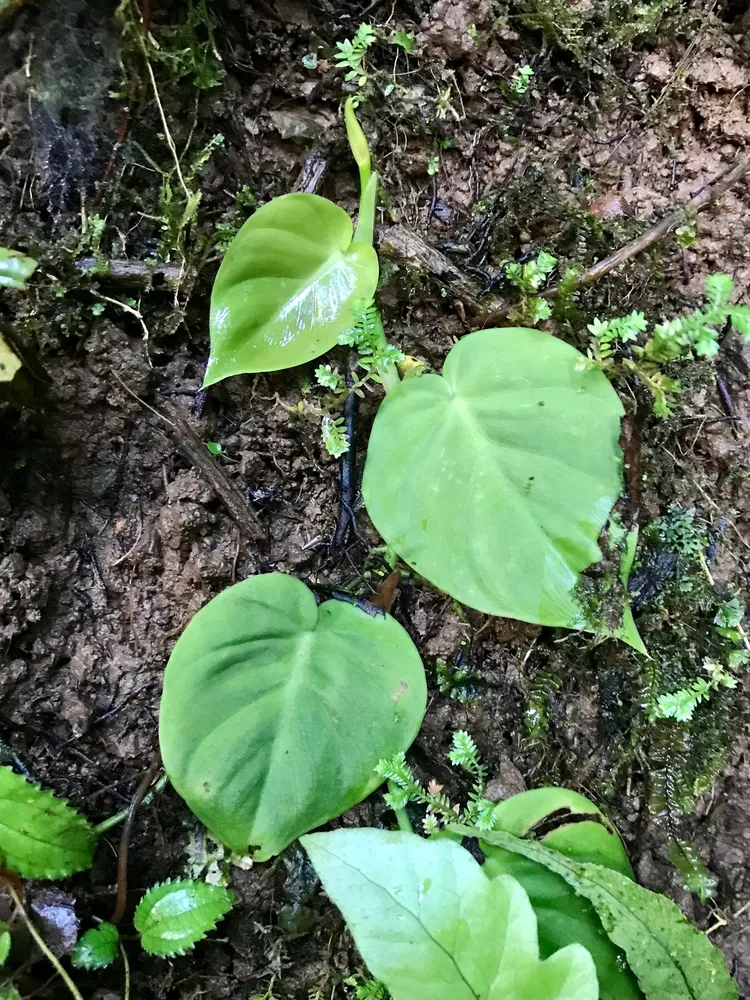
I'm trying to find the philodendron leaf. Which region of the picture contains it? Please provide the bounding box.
[453,826,738,1000]
[303,829,598,1000]
[363,328,624,629]
[205,194,379,385]
[0,248,37,290]
[0,921,10,966]
[0,767,96,878]
[71,922,119,970]
[159,574,426,859]
[483,789,642,1000]
[134,879,233,956]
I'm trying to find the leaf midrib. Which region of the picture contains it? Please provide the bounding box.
[311,841,483,1000]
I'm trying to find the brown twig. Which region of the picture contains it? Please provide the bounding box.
[111,372,265,544]
[481,152,750,326]
[379,154,750,326]
[75,258,185,292]
[292,150,329,195]
[378,225,503,316]
[111,758,162,925]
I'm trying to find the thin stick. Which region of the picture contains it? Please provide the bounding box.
[94,773,168,836]
[4,883,85,1000]
[111,757,162,925]
[138,35,191,202]
[481,152,750,326]
[120,940,131,1000]
[110,372,264,543]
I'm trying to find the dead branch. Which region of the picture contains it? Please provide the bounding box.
[378,224,503,316]
[293,149,329,194]
[111,373,265,544]
[76,258,185,292]
[480,151,750,326]
[379,152,750,326]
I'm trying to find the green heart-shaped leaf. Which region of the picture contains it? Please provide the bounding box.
[482,789,642,1000]
[303,829,598,1000]
[159,574,426,859]
[363,328,624,628]
[205,194,379,385]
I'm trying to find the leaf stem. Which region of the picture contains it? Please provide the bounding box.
[5,882,84,1000]
[388,781,415,833]
[377,362,401,394]
[93,773,168,836]
[353,172,378,247]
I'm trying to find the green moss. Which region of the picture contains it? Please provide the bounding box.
[509,0,693,65]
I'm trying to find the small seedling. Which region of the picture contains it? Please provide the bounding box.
[334,23,377,91]
[389,30,415,53]
[580,274,750,414]
[510,64,535,95]
[504,250,557,324]
[377,730,495,834]
[159,573,427,859]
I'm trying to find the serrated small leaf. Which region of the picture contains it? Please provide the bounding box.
[0,767,96,878]
[0,921,10,966]
[71,922,119,970]
[0,248,37,290]
[134,879,234,956]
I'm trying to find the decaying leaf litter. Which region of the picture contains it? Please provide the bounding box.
[2,0,750,997]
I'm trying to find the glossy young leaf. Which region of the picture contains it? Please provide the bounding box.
[71,922,119,970]
[0,922,10,966]
[0,767,96,878]
[482,789,641,1000]
[206,194,378,385]
[159,574,426,859]
[362,328,624,629]
[135,879,234,956]
[454,826,737,1000]
[303,829,598,1000]
[0,248,37,290]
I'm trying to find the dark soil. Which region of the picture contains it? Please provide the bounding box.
[2,0,750,997]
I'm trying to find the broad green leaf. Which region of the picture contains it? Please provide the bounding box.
[483,789,640,1000]
[159,574,426,859]
[71,922,119,970]
[206,194,378,385]
[0,922,10,966]
[362,328,624,628]
[303,829,597,1000]
[0,767,96,878]
[134,879,233,956]
[488,788,633,876]
[0,333,21,383]
[0,248,37,290]
[0,988,21,1000]
[454,826,737,1000]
